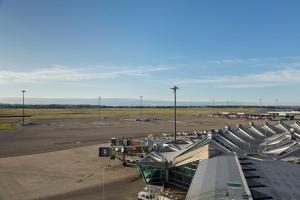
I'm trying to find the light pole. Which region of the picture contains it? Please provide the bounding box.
[259,98,262,115]
[102,167,105,200]
[264,115,267,155]
[212,98,215,116]
[259,98,262,108]
[98,96,101,119]
[21,90,26,126]
[171,86,179,141]
[140,96,143,119]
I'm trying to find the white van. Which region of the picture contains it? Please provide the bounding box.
[138,191,155,200]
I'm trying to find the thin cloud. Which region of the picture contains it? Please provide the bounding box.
[205,56,298,66]
[174,68,300,88]
[0,65,168,84]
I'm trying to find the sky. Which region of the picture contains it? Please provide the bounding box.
[1,0,300,105]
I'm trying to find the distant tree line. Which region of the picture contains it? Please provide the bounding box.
[0,103,299,110]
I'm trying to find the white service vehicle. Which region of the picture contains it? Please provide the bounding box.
[138,191,155,200]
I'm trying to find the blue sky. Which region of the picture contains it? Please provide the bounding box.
[1,0,300,105]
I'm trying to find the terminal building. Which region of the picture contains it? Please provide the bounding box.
[137,121,300,200]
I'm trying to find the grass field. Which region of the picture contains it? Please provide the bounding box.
[0,122,14,130]
[0,107,257,119]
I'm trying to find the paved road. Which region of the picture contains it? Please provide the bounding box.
[0,117,168,157]
[40,177,144,200]
[0,144,143,200]
[0,116,250,158]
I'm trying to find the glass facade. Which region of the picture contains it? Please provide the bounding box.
[138,161,199,189]
[168,161,199,189]
[139,165,166,185]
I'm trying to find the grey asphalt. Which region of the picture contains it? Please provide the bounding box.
[39,176,144,200]
[0,116,250,158]
[0,117,164,158]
